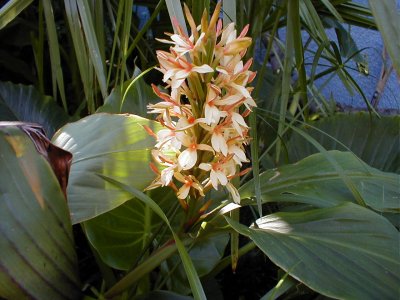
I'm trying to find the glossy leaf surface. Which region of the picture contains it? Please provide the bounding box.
[52,113,161,224]
[227,202,400,300]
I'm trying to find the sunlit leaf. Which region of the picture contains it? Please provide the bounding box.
[0,0,33,29]
[0,125,80,299]
[52,113,161,224]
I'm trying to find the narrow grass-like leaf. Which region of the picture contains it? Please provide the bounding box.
[119,0,134,86]
[42,0,67,111]
[76,0,107,99]
[320,0,344,22]
[127,0,165,59]
[190,0,209,24]
[166,0,188,36]
[222,0,236,25]
[260,272,296,300]
[0,0,33,29]
[287,113,400,173]
[64,0,94,112]
[276,0,296,162]
[369,0,400,74]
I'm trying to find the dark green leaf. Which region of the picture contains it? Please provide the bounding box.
[0,125,80,299]
[84,198,159,270]
[288,113,400,173]
[0,81,70,136]
[240,151,399,213]
[162,233,229,295]
[136,290,192,300]
[227,202,400,299]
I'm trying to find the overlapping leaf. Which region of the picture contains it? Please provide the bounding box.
[240,151,399,213]
[227,202,400,300]
[52,113,161,224]
[288,113,400,173]
[0,81,70,136]
[0,125,80,299]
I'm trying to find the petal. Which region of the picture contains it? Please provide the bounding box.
[197,143,215,153]
[171,34,190,48]
[178,148,197,170]
[210,170,219,190]
[226,183,240,203]
[214,94,242,106]
[230,82,251,98]
[232,112,248,127]
[160,167,174,186]
[211,133,228,156]
[177,184,190,199]
[229,145,248,164]
[199,163,212,171]
[163,69,176,82]
[216,170,228,186]
[192,64,214,73]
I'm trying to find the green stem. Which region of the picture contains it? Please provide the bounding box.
[204,241,256,279]
[104,240,180,298]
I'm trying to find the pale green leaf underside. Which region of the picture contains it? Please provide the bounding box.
[52,113,161,224]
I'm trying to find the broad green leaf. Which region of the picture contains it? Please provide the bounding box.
[287,113,400,173]
[227,202,400,300]
[0,0,33,29]
[52,113,161,224]
[0,125,80,299]
[0,81,70,136]
[240,151,399,213]
[101,177,207,300]
[369,0,400,74]
[84,198,159,270]
[84,186,181,271]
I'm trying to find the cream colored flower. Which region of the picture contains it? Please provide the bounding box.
[148,4,255,209]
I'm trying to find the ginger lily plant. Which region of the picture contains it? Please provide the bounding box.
[1,1,399,300]
[147,3,254,224]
